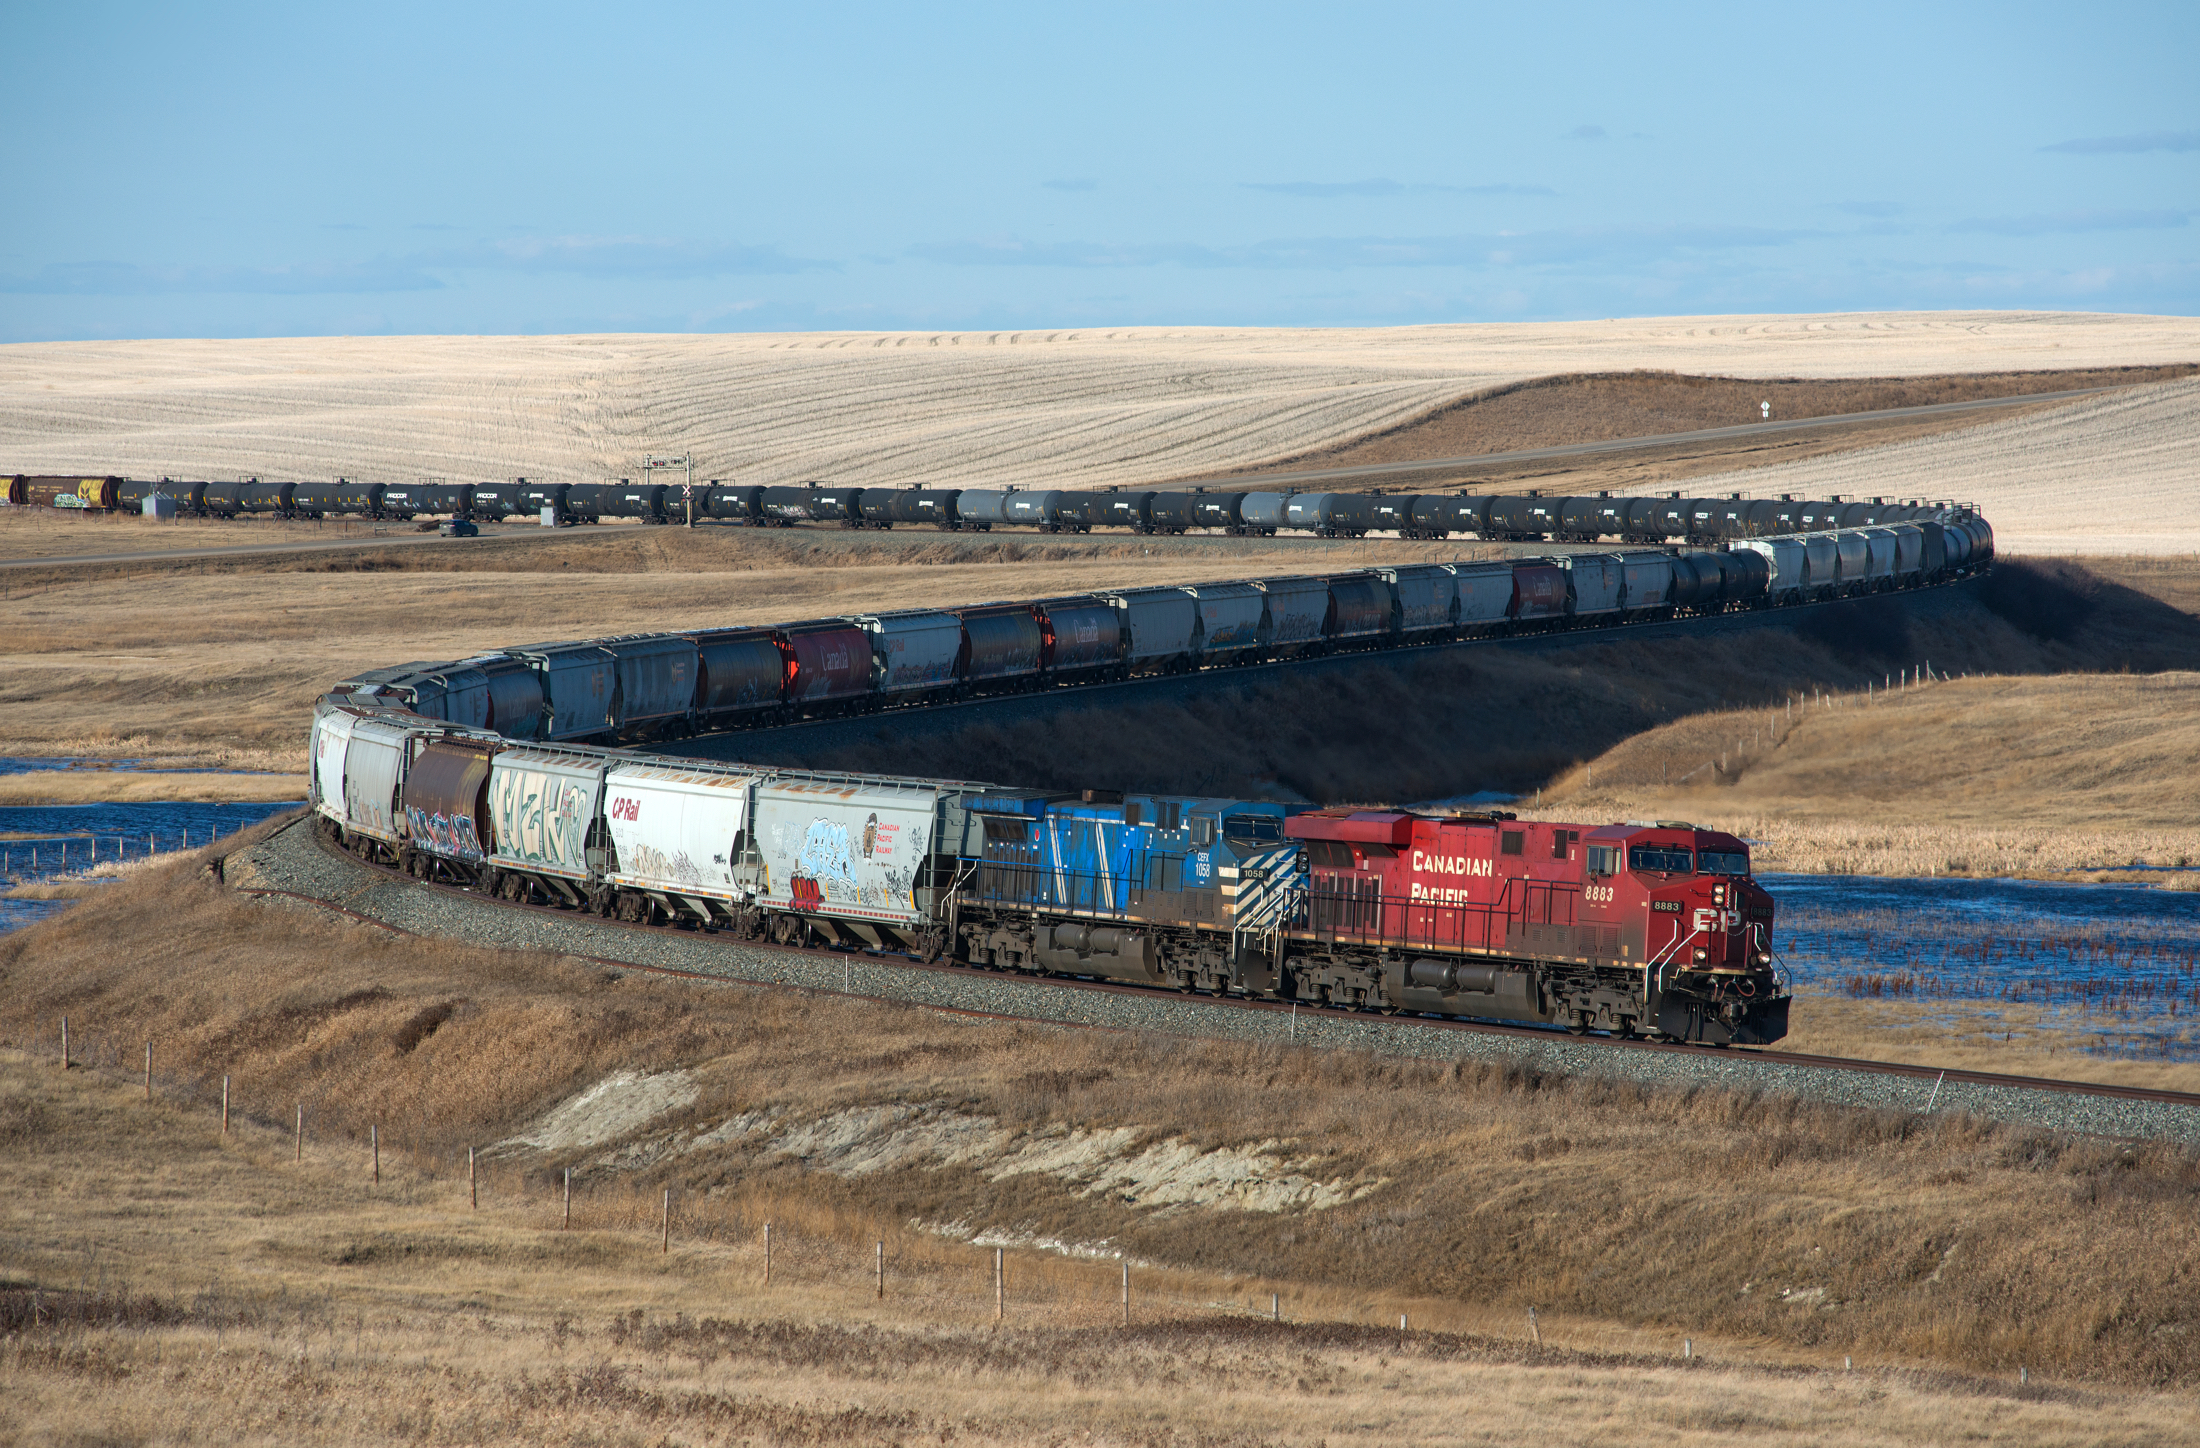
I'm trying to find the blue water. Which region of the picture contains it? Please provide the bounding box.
[0,800,301,936]
[1768,873,2200,1060]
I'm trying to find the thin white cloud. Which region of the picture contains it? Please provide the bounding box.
[1949,209,2191,236]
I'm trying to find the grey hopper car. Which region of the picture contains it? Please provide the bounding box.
[1253,575,1330,652]
[1324,572,1393,643]
[1183,581,1266,661]
[1101,587,1200,674]
[507,642,618,741]
[1448,561,1516,632]
[688,628,789,724]
[600,633,700,738]
[1558,554,1626,617]
[854,610,965,699]
[1613,551,1677,615]
[1038,596,1125,678]
[956,603,1045,688]
[1375,564,1457,636]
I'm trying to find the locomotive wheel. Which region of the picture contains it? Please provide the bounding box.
[1566,1013,1590,1035]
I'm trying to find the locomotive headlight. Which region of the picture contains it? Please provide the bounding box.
[1712,883,1728,904]
[1692,947,1709,964]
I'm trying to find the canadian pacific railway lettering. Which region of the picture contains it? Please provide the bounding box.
[1411,851,1492,877]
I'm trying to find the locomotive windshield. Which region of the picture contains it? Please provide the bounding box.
[1698,848,1751,876]
[1629,844,1694,874]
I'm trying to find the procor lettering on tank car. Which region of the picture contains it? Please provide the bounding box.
[308,703,1790,1045]
[317,514,1993,748]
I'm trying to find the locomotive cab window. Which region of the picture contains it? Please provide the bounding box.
[1586,844,1620,876]
[1190,816,1215,847]
[1629,844,1693,874]
[1698,848,1750,877]
[1222,814,1281,846]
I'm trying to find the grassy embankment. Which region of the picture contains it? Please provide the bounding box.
[13,1039,2197,1447]
[3,828,2199,1416]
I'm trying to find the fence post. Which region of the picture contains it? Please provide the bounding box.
[60,1016,68,1069]
[662,1189,671,1254]
[994,1247,1004,1324]
[562,1167,570,1228]
[1121,1261,1129,1326]
[1529,1306,1541,1346]
[295,1105,303,1162]
[221,1075,230,1136]
[144,1043,151,1101]
[763,1222,772,1286]
[1684,1337,1693,1360]
[1271,1292,1279,1322]
[469,1147,477,1208]
[372,1125,380,1184]
[876,1240,884,1299]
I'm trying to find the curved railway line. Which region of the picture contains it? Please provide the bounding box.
[232,818,2200,1145]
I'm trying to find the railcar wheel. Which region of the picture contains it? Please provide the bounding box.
[1566,1013,1590,1036]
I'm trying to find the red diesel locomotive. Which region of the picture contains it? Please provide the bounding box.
[1280,810,1787,1045]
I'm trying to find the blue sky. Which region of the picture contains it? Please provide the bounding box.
[2,1,2194,340]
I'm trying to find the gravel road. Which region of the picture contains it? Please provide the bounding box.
[235,820,2200,1144]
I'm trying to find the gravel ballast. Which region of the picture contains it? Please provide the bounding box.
[235,820,2200,1144]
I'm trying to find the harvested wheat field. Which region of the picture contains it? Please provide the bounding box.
[1661,374,2200,555]
[4,312,2197,495]
[5,832,2200,1448]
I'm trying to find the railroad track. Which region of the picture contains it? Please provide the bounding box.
[232,821,2200,1142]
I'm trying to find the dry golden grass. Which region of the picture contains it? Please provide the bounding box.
[14,1051,2199,1446]
[4,829,2200,1417]
[0,769,303,805]
[0,505,443,560]
[1543,671,2200,869]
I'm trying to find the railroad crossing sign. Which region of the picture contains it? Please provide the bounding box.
[644,453,696,527]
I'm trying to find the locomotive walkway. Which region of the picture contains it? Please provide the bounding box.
[231,817,2200,1146]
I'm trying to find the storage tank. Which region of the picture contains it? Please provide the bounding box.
[1003,490,1067,530]
[1096,490,1155,532]
[704,483,763,523]
[886,488,963,528]
[466,483,521,520]
[1237,492,1290,534]
[954,490,1012,530]
[1411,494,1489,538]
[1284,493,1336,532]
[1145,491,1202,532]
[1190,491,1246,532]
[1559,495,1628,540]
[236,480,296,517]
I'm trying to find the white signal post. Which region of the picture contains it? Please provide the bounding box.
[645,453,696,528]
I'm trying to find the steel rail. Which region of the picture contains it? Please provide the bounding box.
[282,825,2200,1113]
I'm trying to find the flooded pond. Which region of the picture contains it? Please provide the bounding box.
[1769,873,2200,1060]
[0,799,301,935]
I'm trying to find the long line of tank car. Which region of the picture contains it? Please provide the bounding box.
[324,507,1994,747]
[311,699,1792,1047]
[14,471,1961,546]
